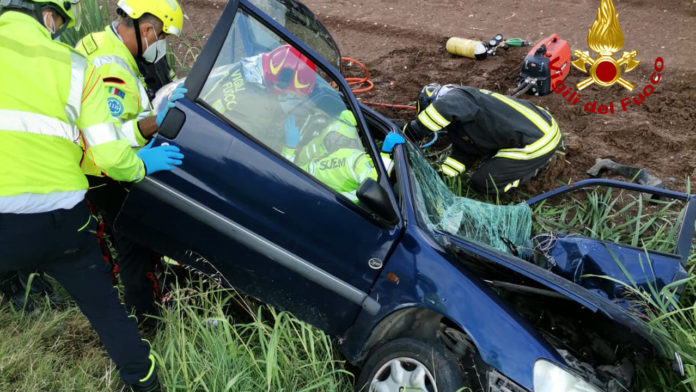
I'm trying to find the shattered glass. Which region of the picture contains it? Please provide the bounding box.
[406,143,532,254]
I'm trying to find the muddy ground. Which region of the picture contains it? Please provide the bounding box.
[177,0,696,193]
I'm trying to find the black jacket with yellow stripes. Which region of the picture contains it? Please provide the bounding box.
[405,85,560,159]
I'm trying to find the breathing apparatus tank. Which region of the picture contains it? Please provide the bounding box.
[446,37,487,60]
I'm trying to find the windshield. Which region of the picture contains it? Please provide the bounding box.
[405,143,532,254]
[247,0,341,70]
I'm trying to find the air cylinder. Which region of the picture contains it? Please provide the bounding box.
[446,37,487,60]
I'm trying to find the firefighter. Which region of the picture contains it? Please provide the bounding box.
[0,1,183,390]
[404,84,562,194]
[282,110,396,201]
[199,44,319,150]
[73,0,185,322]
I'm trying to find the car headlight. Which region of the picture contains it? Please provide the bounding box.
[533,360,604,392]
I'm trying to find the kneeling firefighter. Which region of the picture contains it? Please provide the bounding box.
[405,84,562,194]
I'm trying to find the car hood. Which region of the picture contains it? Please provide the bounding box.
[439,230,677,359]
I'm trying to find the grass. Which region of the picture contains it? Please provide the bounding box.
[527,181,696,392]
[0,274,354,392]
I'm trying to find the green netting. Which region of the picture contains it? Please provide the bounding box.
[406,144,532,254]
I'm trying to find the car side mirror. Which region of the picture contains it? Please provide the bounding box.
[357,178,398,224]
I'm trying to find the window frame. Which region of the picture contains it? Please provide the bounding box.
[189,1,390,214]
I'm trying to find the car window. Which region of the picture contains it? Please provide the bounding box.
[199,9,378,203]
[247,0,341,70]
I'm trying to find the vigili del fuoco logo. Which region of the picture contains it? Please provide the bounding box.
[552,0,664,114]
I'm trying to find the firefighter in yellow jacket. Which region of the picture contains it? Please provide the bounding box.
[0,1,182,390]
[74,0,185,322]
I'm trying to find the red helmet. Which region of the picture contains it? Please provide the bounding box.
[262,45,317,96]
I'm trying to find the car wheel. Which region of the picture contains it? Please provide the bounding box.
[355,337,466,392]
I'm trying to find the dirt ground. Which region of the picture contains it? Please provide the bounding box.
[178,0,696,193]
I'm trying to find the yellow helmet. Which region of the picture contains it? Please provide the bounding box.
[116,0,183,36]
[1,0,81,29]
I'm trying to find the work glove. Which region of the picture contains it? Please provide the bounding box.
[381,132,405,153]
[440,156,465,177]
[156,83,188,127]
[137,139,184,175]
[284,115,301,148]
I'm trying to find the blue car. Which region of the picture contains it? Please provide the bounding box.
[116,0,693,390]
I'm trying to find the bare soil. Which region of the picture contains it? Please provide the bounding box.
[177,0,696,193]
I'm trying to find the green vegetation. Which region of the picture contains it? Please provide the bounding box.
[0,275,355,392]
[530,183,696,392]
[60,0,110,47]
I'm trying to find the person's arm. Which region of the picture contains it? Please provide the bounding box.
[404,89,478,140]
[78,62,146,181]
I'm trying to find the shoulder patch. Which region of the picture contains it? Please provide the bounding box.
[107,97,124,117]
[103,77,126,85]
[81,34,98,56]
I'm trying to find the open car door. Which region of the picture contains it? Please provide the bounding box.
[116,0,403,336]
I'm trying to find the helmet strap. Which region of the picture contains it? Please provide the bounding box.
[132,16,143,58]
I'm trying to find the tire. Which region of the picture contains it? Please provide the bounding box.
[355,337,466,392]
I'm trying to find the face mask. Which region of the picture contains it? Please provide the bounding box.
[142,35,167,64]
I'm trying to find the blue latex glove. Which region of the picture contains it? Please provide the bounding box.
[137,140,184,175]
[156,83,188,127]
[382,132,405,153]
[284,115,300,148]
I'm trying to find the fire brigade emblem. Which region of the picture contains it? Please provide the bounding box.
[571,0,640,91]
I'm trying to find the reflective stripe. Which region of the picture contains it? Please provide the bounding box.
[488,92,561,160]
[441,165,459,177]
[444,157,465,173]
[82,122,121,147]
[120,119,141,147]
[91,55,151,111]
[504,179,521,193]
[490,92,554,134]
[138,354,156,383]
[347,151,362,181]
[417,108,441,132]
[0,109,80,144]
[66,52,86,124]
[0,190,85,214]
[136,108,152,120]
[425,105,450,128]
[494,123,561,160]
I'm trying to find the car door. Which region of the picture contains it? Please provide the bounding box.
[117,0,403,336]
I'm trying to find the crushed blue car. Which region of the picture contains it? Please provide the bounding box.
[115,0,694,390]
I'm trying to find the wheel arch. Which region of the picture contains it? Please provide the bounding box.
[352,305,468,366]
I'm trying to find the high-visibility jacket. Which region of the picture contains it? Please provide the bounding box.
[304,148,378,201]
[282,110,379,201]
[406,85,561,161]
[0,11,145,214]
[76,24,152,150]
